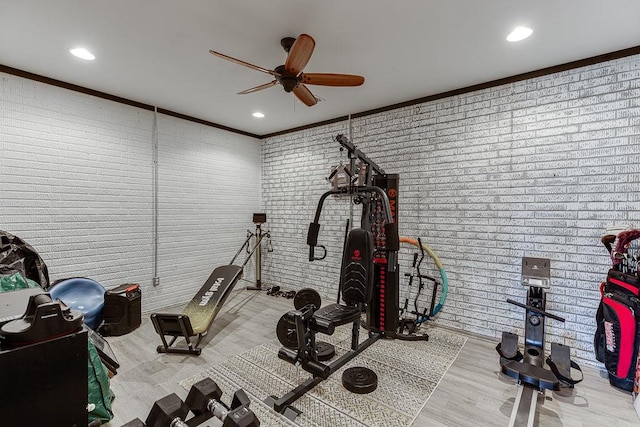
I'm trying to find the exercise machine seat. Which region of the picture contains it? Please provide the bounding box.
[49,278,105,330]
[312,304,361,329]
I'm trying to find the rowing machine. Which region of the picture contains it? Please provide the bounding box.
[497,257,582,427]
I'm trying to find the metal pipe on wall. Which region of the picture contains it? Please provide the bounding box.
[152,107,160,286]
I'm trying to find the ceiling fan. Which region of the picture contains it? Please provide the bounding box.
[208,34,365,107]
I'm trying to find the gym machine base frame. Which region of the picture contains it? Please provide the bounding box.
[266,317,380,421]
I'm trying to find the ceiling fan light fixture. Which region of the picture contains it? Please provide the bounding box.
[506,26,533,42]
[252,112,265,118]
[69,47,95,60]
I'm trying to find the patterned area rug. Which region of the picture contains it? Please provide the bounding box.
[180,326,467,427]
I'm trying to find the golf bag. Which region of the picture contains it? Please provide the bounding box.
[0,230,50,290]
[594,229,640,391]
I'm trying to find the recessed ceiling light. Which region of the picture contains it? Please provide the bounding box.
[506,26,533,42]
[69,47,95,60]
[252,112,265,118]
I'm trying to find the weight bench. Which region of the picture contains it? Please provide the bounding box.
[151,224,272,356]
[151,265,243,355]
[266,228,381,420]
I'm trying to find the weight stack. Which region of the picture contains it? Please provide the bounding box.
[99,283,142,336]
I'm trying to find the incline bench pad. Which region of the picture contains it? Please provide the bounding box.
[182,265,243,335]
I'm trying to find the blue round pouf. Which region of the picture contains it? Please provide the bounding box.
[49,278,105,329]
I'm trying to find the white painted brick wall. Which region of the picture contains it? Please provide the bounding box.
[0,72,261,312]
[150,114,261,311]
[261,54,640,366]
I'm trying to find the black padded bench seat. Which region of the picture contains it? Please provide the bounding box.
[312,303,361,332]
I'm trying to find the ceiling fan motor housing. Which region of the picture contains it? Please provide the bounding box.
[274,65,300,92]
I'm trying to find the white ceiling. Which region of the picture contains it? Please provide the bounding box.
[1,1,639,136]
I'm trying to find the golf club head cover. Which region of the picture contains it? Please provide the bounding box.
[613,229,640,266]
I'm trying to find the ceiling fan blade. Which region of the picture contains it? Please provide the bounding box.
[293,84,318,106]
[284,34,315,76]
[209,50,281,77]
[237,80,278,95]
[301,73,365,87]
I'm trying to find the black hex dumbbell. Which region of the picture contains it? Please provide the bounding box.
[185,378,260,427]
[145,393,189,427]
[121,418,146,427]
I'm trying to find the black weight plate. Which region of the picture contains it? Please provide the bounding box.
[293,288,322,310]
[316,341,335,362]
[276,314,298,348]
[342,366,378,394]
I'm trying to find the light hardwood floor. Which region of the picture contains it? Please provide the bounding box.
[105,284,638,426]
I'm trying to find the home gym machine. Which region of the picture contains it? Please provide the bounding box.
[151,215,272,355]
[267,134,424,420]
[496,257,582,427]
[328,134,428,341]
[122,377,260,427]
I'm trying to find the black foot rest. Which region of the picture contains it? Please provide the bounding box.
[312,303,361,332]
[496,331,522,362]
[501,360,560,391]
[546,343,583,387]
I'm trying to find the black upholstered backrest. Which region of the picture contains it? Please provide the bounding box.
[340,228,374,306]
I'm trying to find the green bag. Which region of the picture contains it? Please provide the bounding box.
[0,272,40,293]
[88,340,115,424]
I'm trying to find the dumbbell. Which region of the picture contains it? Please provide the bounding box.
[185,378,260,427]
[121,418,146,427]
[144,393,189,427]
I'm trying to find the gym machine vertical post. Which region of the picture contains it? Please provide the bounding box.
[246,213,272,291]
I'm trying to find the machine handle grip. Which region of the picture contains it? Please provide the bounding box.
[385,223,399,252]
[309,245,327,262]
[307,222,320,246]
[506,299,565,322]
[308,222,327,261]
